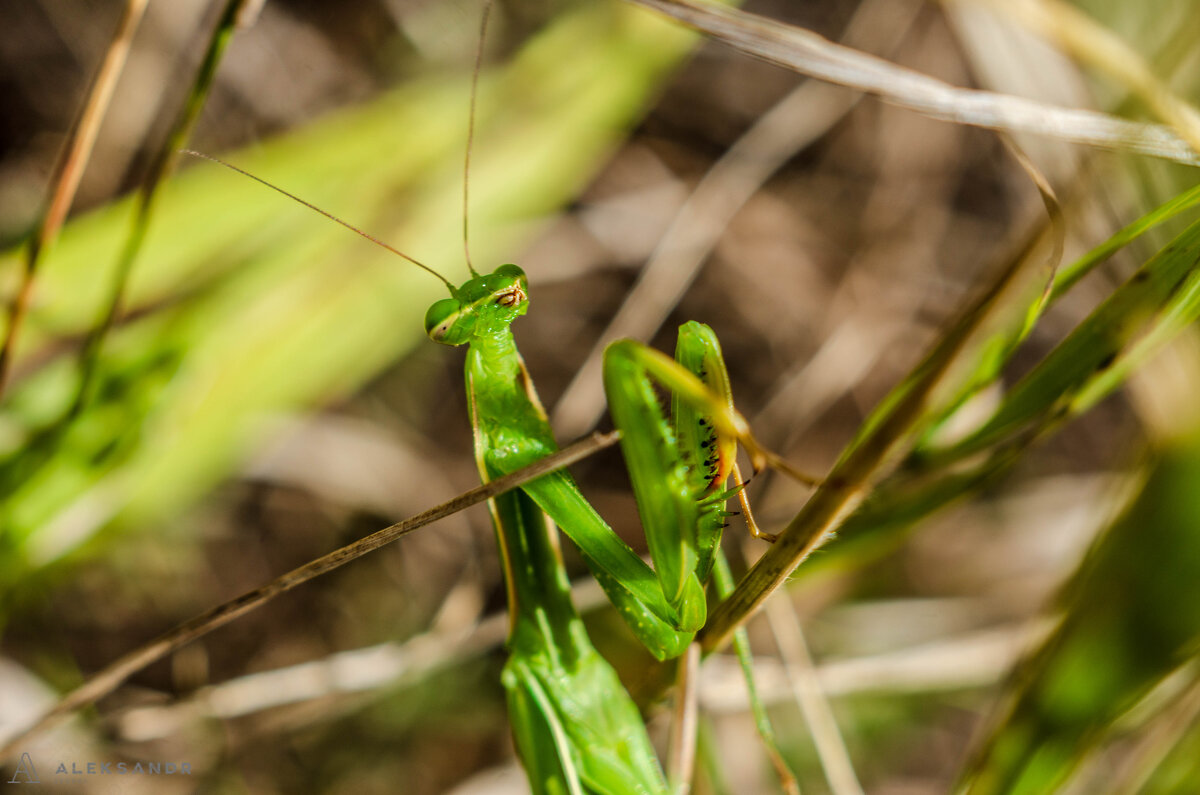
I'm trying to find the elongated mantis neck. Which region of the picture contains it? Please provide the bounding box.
[469,324,521,371]
[459,300,589,658]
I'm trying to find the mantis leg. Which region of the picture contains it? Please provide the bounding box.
[600,321,819,612]
[597,322,759,637]
[606,323,800,789]
[518,323,751,656]
[519,470,696,659]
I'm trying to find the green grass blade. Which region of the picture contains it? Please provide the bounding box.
[934,213,1200,464]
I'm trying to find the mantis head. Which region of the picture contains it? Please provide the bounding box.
[424,264,529,345]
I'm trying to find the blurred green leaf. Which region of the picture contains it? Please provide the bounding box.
[958,433,1200,794]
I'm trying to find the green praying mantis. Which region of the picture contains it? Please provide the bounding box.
[425,261,805,792]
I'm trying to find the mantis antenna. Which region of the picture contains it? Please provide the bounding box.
[462,0,494,278]
[180,149,457,293]
[184,1,496,292]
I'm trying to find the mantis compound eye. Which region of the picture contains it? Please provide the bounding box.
[494,286,526,308]
[425,297,470,345]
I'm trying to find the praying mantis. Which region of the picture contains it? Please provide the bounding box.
[425,262,800,792]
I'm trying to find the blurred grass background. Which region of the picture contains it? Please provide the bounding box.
[2,0,1200,792]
